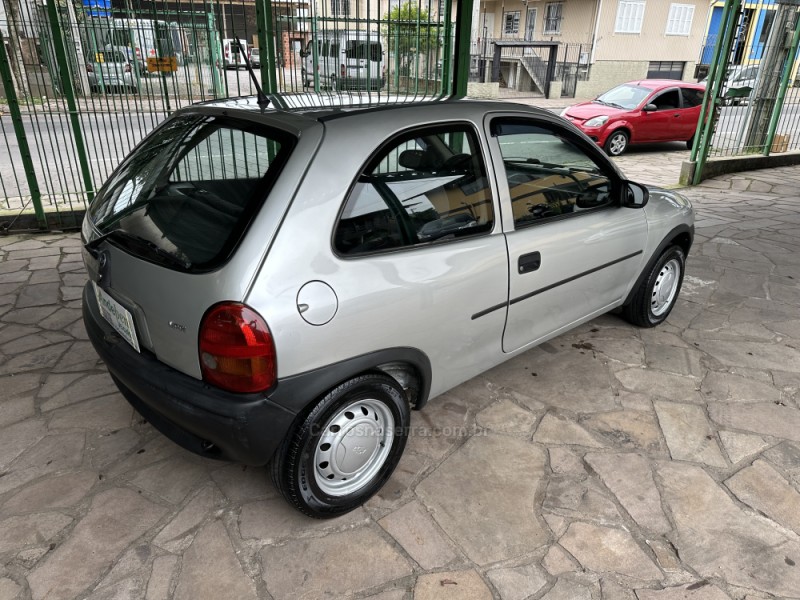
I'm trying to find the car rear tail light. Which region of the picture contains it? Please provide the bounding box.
[124,63,131,73]
[199,303,276,393]
[149,48,156,57]
[340,64,346,78]
[135,47,142,59]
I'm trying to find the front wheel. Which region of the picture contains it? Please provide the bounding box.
[622,246,685,327]
[604,130,629,156]
[271,373,410,518]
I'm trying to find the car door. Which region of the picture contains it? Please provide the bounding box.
[640,88,682,142]
[316,121,509,397]
[679,87,705,140]
[486,115,648,353]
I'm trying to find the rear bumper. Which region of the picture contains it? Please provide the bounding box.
[82,283,297,466]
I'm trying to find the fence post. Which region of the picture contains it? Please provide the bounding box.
[763,6,800,155]
[0,30,46,228]
[691,0,742,185]
[256,0,279,94]
[441,0,453,95]
[452,0,473,97]
[45,0,95,203]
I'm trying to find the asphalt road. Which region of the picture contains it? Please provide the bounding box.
[2,98,798,209]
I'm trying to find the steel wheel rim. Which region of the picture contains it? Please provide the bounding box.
[651,258,681,316]
[313,398,395,496]
[609,133,626,155]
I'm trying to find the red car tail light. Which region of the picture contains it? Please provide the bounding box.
[341,63,346,78]
[199,303,276,393]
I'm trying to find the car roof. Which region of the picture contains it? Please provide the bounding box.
[181,93,550,123]
[625,79,704,90]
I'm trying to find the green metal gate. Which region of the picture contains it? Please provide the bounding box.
[0,0,469,232]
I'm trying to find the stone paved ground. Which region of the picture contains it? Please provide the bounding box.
[1,159,800,600]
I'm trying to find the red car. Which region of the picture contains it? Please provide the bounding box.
[561,80,706,156]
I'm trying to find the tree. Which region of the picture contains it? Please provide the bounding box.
[382,2,439,76]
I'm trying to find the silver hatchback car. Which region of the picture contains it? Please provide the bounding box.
[82,95,694,518]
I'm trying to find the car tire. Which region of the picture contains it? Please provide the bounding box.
[686,135,694,150]
[604,130,629,156]
[622,245,685,328]
[271,373,410,518]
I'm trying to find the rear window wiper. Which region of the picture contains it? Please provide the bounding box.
[85,229,191,270]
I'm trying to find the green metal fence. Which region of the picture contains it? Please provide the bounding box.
[689,0,800,184]
[0,0,465,231]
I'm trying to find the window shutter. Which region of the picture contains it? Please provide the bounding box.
[615,1,645,34]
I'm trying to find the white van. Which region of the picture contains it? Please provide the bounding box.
[104,19,174,75]
[302,31,384,91]
[222,39,248,69]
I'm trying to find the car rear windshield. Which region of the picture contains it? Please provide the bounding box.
[345,41,382,62]
[88,114,294,272]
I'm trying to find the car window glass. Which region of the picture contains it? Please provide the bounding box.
[492,120,614,228]
[335,126,494,255]
[652,90,680,110]
[596,84,650,109]
[738,66,757,80]
[681,88,703,107]
[90,116,292,271]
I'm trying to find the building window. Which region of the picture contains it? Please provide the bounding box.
[665,3,694,36]
[504,11,521,36]
[646,60,685,79]
[331,0,349,17]
[615,0,645,34]
[543,3,563,34]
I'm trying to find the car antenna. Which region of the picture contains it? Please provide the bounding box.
[235,36,270,110]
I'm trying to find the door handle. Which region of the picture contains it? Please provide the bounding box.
[673,113,681,117]
[518,251,541,274]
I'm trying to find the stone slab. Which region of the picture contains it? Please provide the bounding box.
[416,435,548,565]
[559,522,663,581]
[174,520,256,600]
[261,526,412,599]
[378,500,457,570]
[586,452,671,534]
[654,402,727,468]
[726,459,800,536]
[658,462,800,598]
[27,488,167,600]
[486,563,548,600]
[414,570,491,600]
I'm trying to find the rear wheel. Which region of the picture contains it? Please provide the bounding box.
[604,130,629,156]
[622,245,685,327]
[686,135,694,150]
[271,373,410,518]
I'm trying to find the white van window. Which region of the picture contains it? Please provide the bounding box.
[345,41,381,62]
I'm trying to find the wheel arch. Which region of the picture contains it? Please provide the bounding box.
[606,124,632,143]
[269,347,433,416]
[623,224,694,307]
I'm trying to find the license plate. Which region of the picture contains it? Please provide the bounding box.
[93,282,140,353]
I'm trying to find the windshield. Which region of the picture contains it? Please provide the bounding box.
[88,115,294,271]
[596,84,651,110]
[345,41,382,62]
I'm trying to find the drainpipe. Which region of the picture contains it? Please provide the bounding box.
[590,0,603,64]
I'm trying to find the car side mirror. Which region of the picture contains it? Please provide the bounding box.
[643,103,657,112]
[622,181,649,208]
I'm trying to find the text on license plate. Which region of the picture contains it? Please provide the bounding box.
[93,282,140,353]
